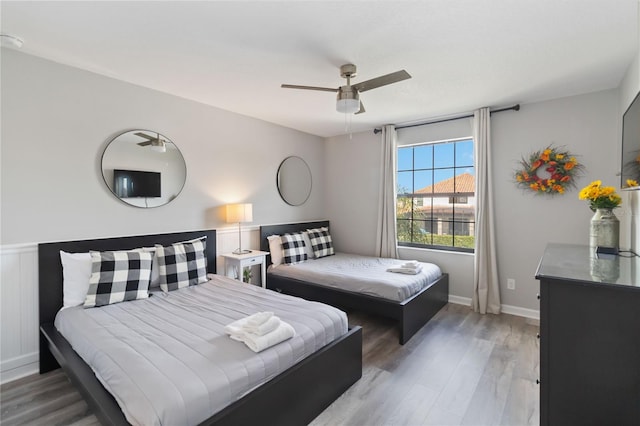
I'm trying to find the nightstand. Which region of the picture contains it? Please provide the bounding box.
[221,250,269,288]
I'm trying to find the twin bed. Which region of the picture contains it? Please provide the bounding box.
[38,222,447,425]
[38,230,362,426]
[260,221,449,345]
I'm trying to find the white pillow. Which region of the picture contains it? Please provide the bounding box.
[59,250,92,309]
[267,235,283,266]
[302,231,316,260]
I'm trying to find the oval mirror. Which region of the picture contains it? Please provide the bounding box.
[277,156,312,206]
[101,130,186,208]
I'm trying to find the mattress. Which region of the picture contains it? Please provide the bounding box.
[54,274,348,426]
[268,252,442,302]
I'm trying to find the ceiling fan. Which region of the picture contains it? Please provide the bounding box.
[135,132,166,153]
[281,64,411,114]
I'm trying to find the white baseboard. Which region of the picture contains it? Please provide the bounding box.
[448,295,540,320]
[448,295,472,306]
[0,352,39,385]
[500,304,540,320]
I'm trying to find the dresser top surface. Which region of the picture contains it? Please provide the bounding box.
[535,243,640,289]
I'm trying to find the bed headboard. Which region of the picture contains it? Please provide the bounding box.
[38,229,217,327]
[259,221,329,265]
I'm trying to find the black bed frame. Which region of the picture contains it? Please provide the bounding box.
[38,229,362,426]
[260,221,449,345]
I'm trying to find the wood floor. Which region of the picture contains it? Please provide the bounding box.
[0,303,539,426]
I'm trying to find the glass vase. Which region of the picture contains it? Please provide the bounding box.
[589,208,619,250]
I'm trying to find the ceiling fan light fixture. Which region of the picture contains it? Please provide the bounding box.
[336,87,360,114]
[151,139,166,153]
[282,63,411,115]
[336,98,360,114]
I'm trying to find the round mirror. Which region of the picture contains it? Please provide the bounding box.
[101,130,186,208]
[277,156,312,206]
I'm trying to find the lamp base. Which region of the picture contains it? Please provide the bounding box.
[232,249,252,255]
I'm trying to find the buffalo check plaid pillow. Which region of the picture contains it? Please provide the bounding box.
[306,227,335,258]
[154,236,208,292]
[281,232,308,265]
[84,250,153,308]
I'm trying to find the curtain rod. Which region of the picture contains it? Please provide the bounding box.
[373,104,520,134]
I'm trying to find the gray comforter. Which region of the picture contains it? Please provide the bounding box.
[54,274,348,426]
[269,252,442,301]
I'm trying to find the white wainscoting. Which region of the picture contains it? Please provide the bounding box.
[1,243,39,384]
[0,227,262,384]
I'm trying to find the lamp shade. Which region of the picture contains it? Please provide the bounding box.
[226,203,253,223]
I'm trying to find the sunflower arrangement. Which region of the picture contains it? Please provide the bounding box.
[514,146,583,194]
[578,180,622,211]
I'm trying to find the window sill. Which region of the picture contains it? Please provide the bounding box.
[397,246,474,257]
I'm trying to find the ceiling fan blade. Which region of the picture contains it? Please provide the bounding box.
[281,84,338,92]
[134,132,155,141]
[352,70,411,93]
[355,101,366,115]
[137,141,152,146]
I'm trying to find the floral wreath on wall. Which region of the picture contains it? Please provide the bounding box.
[514,146,584,194]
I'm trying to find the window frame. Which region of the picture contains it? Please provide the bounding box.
[396,137,475,253]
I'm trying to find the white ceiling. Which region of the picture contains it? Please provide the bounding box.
[1,1,638,137]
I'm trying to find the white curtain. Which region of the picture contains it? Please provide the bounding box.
[472,108,501,314]
[376,124,399,258]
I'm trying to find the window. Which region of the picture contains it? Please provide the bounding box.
[397,138,475,252]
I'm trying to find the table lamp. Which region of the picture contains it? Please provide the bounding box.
[226,203,253,254]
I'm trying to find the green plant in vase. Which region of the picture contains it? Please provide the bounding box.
[242,267,253,283]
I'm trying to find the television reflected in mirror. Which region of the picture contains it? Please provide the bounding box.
[621,91,640,189]
[113,169,161,198]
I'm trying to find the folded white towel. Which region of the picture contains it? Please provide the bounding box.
[242,322,296,353]
[402,260,420,268]
[224,319,248,338]
[224,314,279,336]
[386,265,423,275]
[244,315,281,336]
[244,311,273,328]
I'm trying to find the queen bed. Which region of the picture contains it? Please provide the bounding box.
[260,221,449,344]
[38,229,362,426]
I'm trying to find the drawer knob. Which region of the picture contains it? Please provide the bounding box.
[536,293,540,300]
[536,379,540,385]
[536,333,540,339]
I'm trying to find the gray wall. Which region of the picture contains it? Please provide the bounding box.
[3,40,639,313]
[1,49,325,245]
[325,89,621,311]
